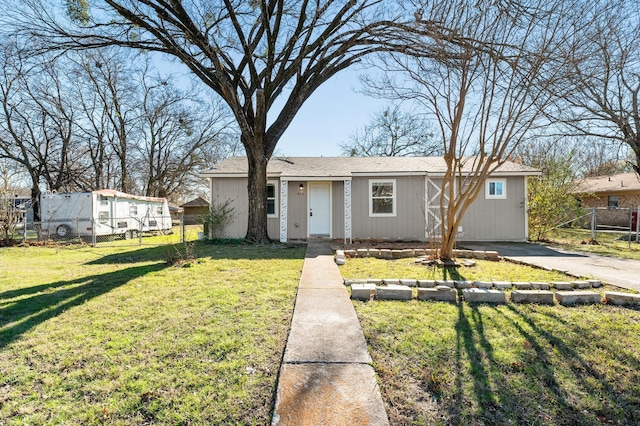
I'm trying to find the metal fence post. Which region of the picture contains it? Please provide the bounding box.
[23,212,27,242]
[636,206,640,243]
[181,214,185,243]
[629,208,633,249]
[91,219,96,247]
[591,207,596,240]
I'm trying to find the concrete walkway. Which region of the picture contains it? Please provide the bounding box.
[272,242,389,426]
[463,242,640,292]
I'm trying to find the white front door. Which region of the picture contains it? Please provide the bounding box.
[309,183,331,236]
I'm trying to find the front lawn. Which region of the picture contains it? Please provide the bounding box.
[341,258,640,425]
[0,242,305,424]
[542,228,640,260]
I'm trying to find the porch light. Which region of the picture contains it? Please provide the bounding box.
[298,184,304,195]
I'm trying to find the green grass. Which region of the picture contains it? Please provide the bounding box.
[0,242,305,424]
[341,258,640,425]
[542,228,640,260]
[340,257,570,282]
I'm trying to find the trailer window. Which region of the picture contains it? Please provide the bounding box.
[100,197,109,206]
[156,206,163,215]
[98,212,109,224]
[130,205,138,216]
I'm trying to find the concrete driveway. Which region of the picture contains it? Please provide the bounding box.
[462,242,640,292]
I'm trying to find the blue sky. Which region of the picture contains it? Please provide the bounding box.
[273,68,388,157]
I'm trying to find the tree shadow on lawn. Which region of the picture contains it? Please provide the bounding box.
[447,302,640,425]
[0,262,166,350]
[85,242,305,265]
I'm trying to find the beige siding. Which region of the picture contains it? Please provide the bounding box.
[351,176,427,240]
[287,181,308,240]
[332,181,345,239]
[460,176,527,241]
[211,177,248,238]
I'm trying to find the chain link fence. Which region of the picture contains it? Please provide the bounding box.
[6,214,205,247]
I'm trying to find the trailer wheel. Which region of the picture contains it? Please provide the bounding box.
[122,230,131,240]
[129,230,139,239]
[56,224,72,238]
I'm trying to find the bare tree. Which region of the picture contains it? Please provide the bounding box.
[0,42,83,217]
[364,0,576,259]
[9,0,425,242]
[551,2,640,174]
[340,105,440,157]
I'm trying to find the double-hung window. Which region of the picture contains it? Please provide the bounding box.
[369,179,396,217]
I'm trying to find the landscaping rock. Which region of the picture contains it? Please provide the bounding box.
[461,259,477,267]
[366,278,383,285]
[418,287,457,302]
[344,279,367,286]
[484,251,500,261]
[588,279,602,288]
[512,282,532,290]
[511,290,554,304]
[335,257,346,265]
[604,291,640,306]
[375,285,412,301]
[551,281,572,290]
[368,249,380,257]
[414,249,426,256]
[351,284,376,301]
[454,280,474,289]
[391,250,405,258]
[530,282,550,290]
[474,280,493,289]
[436,285,454,291]
[571,280,591,289]
[436,280,454,288]
[343,249,357,258]
[356,249,369,257]
[417,279,436,288]
[399,279,417,287]
[493,281,512,290]
[379,249,393,259]
[555,291,601,306]
[463,288,506,303]
[383,278,399,285]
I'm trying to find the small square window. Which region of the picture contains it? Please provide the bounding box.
[130,205,138,216]
[98,211,109,224]
[156,206,163,215]
[608,195,619,208]
[486,179,506,199]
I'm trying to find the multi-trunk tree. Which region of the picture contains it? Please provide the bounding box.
[363,0,579,259]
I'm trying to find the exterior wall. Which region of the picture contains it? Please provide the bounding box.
[211,177,249,238]
[351,176,427,241]
[580,192,640,227]
[460,176,527,241]
[287,181,308,239]
[332,181,345,239]
[210,174,530,242]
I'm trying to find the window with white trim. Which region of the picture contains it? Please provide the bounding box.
[130,204,138,216]
[369,179,396,217]
[267,182,278,217]
[485,179,506,199]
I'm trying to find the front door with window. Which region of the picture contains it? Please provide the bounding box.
[309,183,331,236]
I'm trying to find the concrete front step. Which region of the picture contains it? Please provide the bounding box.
[463,288,506,303]
[555,291,602,306]
[511,290,555,304]
[604,291,640,306]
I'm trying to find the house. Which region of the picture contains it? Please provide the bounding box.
[200,156,540,243]
[180,196,209,225]
[573,172,640,228]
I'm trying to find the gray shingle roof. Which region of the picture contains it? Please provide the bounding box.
[574,172,640,194]
[201,156,539,178]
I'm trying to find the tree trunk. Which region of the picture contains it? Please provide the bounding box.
[244,145,270,243]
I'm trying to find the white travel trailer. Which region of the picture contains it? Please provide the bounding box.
[40,189,173,239]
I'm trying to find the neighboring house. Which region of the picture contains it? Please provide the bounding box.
[180,196,209,225]
[200,156,540,243]
[573,172,640,228]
